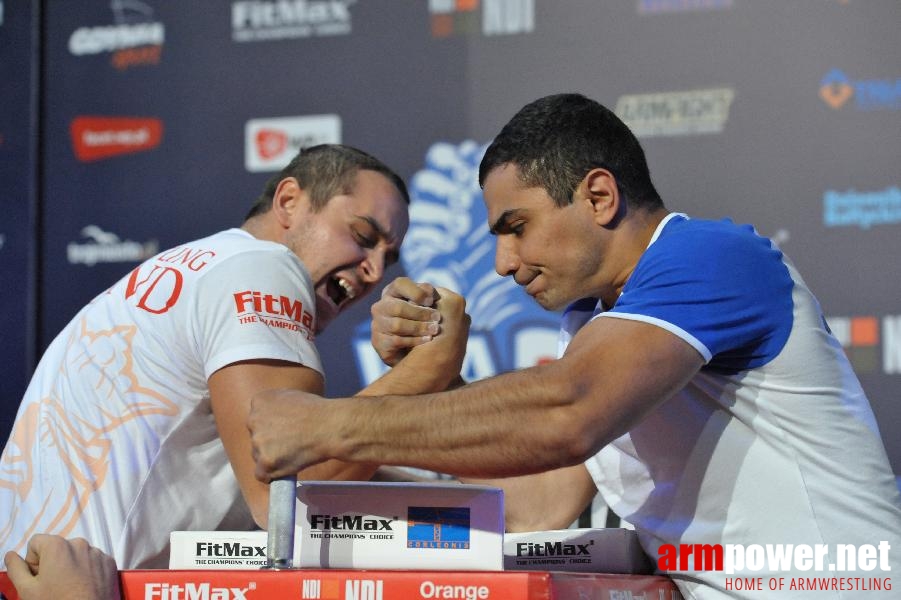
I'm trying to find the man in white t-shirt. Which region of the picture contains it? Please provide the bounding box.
[0,144,469,568]
[247,97,901,598]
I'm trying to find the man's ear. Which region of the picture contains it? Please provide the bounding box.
[578,168,621,227]
[271,177,307,227]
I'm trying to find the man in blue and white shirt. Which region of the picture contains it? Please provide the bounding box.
[248,94,901,599]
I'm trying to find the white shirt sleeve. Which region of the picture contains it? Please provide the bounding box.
[191,247,324,378]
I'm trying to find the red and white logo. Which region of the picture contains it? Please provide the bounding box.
[244,115,341,172]
[255,129,288,160]
[144,581,253,599]
[233,289,316,339]
[70,116,163,162]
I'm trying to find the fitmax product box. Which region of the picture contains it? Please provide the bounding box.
[504,528,654,574]
[296,481,504,570]
[169,530,295,570]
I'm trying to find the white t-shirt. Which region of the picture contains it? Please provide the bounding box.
[0,228,322,568]
[562,215,901,599]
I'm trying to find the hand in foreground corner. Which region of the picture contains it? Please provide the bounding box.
[4,534,121,600]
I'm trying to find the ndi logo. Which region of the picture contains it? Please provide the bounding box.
[820,69,901,111]
[428,0,533,37]
[352,140,560,385]
[827,314,901,375]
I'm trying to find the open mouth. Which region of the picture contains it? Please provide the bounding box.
[325,276,357,307]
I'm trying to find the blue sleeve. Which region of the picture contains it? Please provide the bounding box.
[605,220,794,372]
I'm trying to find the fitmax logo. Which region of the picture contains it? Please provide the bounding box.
[195,542,265,557]
[310,514,394,531]
[232,0,355,41]
[516,540,593,557]
[144,582,253,600]
[233,290,314,330]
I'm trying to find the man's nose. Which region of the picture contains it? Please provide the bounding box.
[360,248,385,284]
[494,237,520,278]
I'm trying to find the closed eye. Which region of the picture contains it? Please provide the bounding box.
[353,229,377,248]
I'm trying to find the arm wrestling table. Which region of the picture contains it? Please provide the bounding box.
[0,482,685,598]
[1,568,682,599]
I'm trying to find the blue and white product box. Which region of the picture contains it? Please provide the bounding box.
[296,481,504,570]
[503,528,654,574]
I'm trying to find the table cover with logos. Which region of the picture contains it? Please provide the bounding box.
[1,568,682,599]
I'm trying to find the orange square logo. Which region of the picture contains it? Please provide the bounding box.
[321,579,339,599]
[850,317,879,346]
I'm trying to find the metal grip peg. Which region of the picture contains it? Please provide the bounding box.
[264,476,297,569]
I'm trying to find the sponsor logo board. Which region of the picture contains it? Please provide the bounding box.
[70,116,163,162]
[823,186,901,229]
[244,114,341,172]
[67,225,159,266]
[820,69,901,111]
[68,0,164,70]
[615,87,735,137]
[232,0,356,42]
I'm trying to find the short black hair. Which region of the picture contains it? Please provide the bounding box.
[244,144,409,221]
[479,93,663,210]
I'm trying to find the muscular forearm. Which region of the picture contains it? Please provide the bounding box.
[321,363,593,478]
[292,361,460,483]
[292,342,464,483]
[361,347,459,396]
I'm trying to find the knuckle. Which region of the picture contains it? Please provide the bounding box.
[70,537,91,551]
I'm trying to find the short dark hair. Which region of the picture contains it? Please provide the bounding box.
[479,93,663,210]
[244,144,409,221]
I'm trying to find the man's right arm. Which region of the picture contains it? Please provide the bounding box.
[212,283,469,528]
[249,314,705,482]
